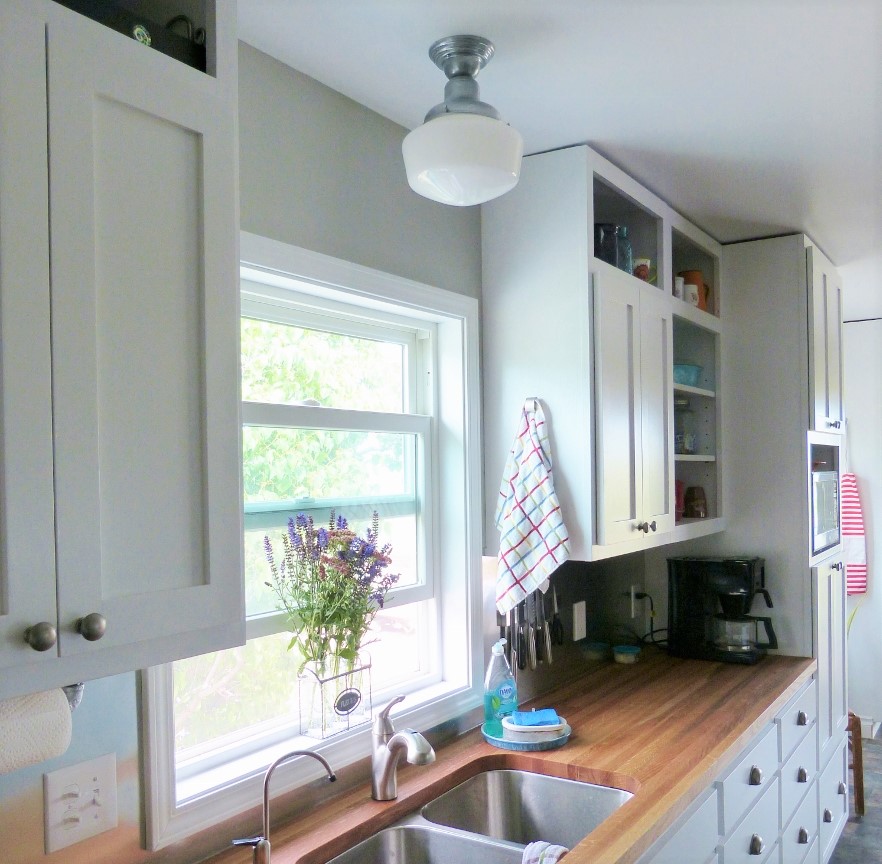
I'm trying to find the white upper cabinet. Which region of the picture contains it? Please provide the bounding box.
[0,0,243,700]
[594,268,674,545]
[482,144,724,561]
[808,245,844,432]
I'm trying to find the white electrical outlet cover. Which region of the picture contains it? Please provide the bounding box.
[44,752,118,853]
[573,600,587,641]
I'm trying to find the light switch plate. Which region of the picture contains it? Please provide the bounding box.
[572,600,587,641]
[44,752,118,852]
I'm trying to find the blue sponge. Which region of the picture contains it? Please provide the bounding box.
[510,708,560,727]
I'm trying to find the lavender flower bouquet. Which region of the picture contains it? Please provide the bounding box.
[264,512,398,674]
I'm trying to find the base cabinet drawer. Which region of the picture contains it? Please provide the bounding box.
[781,727,818,825]
[718,724,779,833]
[777,679,817,761]
[647,787,720,864]
[721,777,779,864]
[818,738,848,862]
[781,781,820,864]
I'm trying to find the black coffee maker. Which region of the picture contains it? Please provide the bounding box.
[667,556,778,664]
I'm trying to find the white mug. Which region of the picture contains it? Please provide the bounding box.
[673,276,685,299]
[684,283,700,306]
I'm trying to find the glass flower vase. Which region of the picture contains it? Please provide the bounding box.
[298,654,372,739]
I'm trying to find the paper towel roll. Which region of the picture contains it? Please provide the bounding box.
[0,689,72,774]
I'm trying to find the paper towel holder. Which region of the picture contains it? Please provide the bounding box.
[62,683,85,712]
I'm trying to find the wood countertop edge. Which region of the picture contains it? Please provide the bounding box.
[216,653,816,864]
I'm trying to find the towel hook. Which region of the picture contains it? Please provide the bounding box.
[525,396,540,412]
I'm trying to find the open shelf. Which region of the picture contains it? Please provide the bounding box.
[672,227,719,316]
[593,175,663,284]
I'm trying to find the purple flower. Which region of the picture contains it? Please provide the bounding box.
[263,536,275,566]
[296,513,310,528]
[316,528,329,549]
[336,514,348,529]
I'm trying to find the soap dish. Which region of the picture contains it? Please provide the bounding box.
[501,714,566,743]
[481,722,571,752]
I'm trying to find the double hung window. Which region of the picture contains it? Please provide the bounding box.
[142,235,482,849]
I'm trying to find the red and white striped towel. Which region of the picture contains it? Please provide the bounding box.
[841,472,867,595]
[495,400,570,615]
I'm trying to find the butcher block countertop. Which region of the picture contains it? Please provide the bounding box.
[218,648,815,864]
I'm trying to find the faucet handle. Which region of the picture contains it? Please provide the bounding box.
[232,836,270,864]
[374,694,406,736]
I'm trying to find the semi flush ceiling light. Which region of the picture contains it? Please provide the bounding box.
[402,35,523,207]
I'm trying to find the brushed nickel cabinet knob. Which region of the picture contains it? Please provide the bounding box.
[797,767,808,783]
[749,834,764,855]
[797,710,808,726]
[823,808,833,823]
[798,827,809,844]
[748,765,763,786]
[24,621,57,651]
[76,612,106,641]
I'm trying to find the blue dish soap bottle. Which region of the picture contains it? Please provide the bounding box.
[484,638,517,736]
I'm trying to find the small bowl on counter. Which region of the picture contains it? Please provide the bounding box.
[613,645,641,664]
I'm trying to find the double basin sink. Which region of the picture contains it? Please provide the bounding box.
[328,769,633,864]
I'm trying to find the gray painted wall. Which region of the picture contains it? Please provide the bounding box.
[238,43,482,298]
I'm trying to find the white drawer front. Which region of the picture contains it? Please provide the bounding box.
[781,725,818,825]
[818,737,848,861]
[777,679,817,762]
[650,788,720,864]
[780,780,820,864]
[718,724,779,833]
[722,778,779,864]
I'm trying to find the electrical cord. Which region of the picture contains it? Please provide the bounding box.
[634,592,668,646]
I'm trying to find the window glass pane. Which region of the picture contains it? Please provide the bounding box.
[243,426,414,503]
[173,603,429,765]
[241,317,405,411]
[242,425,420,614]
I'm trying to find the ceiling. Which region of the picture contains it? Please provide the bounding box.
[237,1,881,269]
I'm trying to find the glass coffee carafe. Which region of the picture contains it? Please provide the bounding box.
[713,590,778,658]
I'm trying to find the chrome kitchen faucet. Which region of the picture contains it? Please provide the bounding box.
[232,750,336,864]
[371,694,436,800]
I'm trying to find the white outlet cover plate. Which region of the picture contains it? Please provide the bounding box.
[44,752,118,853]
[573,600,587,641]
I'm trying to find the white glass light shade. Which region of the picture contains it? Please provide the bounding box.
[402,113,524,206]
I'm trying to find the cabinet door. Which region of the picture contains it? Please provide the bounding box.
[45,7,243,659]
[594,270,643,545]
[638,288,675,534]
[807,247,844,432]
[594,270,674,545]
[814,556,847,765]
[0,4,59,672]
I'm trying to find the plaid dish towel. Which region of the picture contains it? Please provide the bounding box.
[841,472,868,594]
[495,399,570,614]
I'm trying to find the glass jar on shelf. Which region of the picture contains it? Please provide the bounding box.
[614,226,633,275]
[674,396,697,455]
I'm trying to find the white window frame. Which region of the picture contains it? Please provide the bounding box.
[140,232,483,850]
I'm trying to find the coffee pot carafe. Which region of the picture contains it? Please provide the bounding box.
[712,589,778,658]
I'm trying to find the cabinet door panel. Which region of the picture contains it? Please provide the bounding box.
[594,271,641,545]
[46,7,243,656]
[0,5,59,671]
[814,556,846,766]
[807,247,844,432]
[639,290,674,532]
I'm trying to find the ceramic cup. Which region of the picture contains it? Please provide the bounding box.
[685,283,700,306]
[673,276,685,299]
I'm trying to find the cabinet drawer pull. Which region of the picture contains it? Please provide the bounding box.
[748,765,763,786]
[798,827,809,845]
[797,767,808,783]
[648,520,657,532]
[24,621,57,652]
[823,808,833,823]
[76,612,106,642]
[796,709,808,726]
[838,781,847,795]
[828,419,842,429]
[749,834,764,856]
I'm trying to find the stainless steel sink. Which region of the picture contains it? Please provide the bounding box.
[421,769,633,848]
[326,824,522,864]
